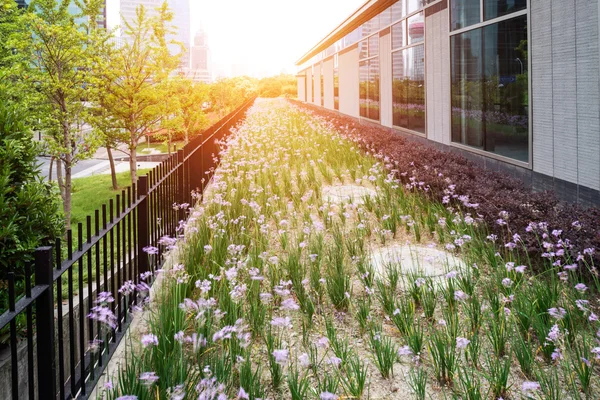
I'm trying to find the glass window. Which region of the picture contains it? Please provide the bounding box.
[380,7,392,27]
[370,13,380,32]
[450,0,480,31]
[407,12,424,45]
[359,40,368,59]
[392,21,406,49]
[369,34,379,57]
[406,0,423,14]
[392,46,425,133]
[320,64,324,106]
[451,15,528,162]
[484,0,526,20]
[391,1,404,22]
[359,61,369,117]
[359,59,380,121]
[368,57,380,121]
[334,55,339,110]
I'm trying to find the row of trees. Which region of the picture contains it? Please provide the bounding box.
[1,0,256,229]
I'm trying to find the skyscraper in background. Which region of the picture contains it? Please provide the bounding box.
[191,27,211,83]
[120,0,190,72]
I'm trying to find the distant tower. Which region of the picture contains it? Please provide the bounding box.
[120,0,190,71]
[191,28,211,83]
[15,0,28,8]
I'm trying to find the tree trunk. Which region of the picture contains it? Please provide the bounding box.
[63,158,72,230]
[129,145,137,186]
[168,134,172,156]
[56,159,65,201]
[48,157,54,182]
[106,145,118,190]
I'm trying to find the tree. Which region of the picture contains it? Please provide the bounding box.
[92,2,182,185]
[210,76,257,118]
[0,103,63,279]
[160,77,209,145]
[9,0,106,229]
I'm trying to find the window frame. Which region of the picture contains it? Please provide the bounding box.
[448,2,532,168]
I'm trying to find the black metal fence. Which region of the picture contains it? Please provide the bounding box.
[0,97,255,400]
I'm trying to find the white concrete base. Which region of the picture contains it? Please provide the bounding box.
[321,184,377,205]
[369,244,465,278]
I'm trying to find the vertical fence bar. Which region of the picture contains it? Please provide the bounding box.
[95,209,102,368]
[77,223,85,396]
[67,229,76,396]
[8,273,18,400]
[115,195,122,333]
[138,176,149,275]
[55,238,65,400]
[25,263,34,400]
[177,150,185,222]
[35,246,56,398]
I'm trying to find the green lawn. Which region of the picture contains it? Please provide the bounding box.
[71,169,150,229]
[136,141,185,155]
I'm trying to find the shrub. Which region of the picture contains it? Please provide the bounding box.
[0,103,63,280]
[292,100,600,279]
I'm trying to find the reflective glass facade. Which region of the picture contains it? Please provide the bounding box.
[299,0,530,165]
[392,46,425,133]
[451,14,528,162]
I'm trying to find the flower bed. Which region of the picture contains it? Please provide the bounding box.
[102,99,600,400]
[294,100,600,279]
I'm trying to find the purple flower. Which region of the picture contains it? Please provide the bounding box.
[454,290,469,302]
[316,336,330,348]
[116,396,138,400]
[501,278,513,288]
[575,283,588,293]
[280,298,300,311]
[143,246,159,255]
[272,349,289,365]
[237,387,250,399]
[546,324,560,344]
[88,306,117,329]
[327,356,343,367]
[398,345,413,356]
[548,307,566,320]
[141,334,158,348]
[320,392,338,400]
[139,371,159,384]
[456,337,470,349]
[521,381,540,392]
[298,352,310,367]
[271,316,293,329]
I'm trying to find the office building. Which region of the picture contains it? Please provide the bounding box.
[297,0,600,205]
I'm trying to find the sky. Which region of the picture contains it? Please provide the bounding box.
[189,0,366,78]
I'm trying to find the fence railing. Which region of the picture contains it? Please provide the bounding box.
[0,97,256,400]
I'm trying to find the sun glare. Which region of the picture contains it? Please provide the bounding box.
[190,0,365,78]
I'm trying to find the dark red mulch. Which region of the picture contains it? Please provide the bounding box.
[290,100,600,276]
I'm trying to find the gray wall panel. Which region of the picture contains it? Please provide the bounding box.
[323,59,335,110]
[380,33,393,127]
[576,0,600,190]
[550,0,578,183]
[339,47,360,117]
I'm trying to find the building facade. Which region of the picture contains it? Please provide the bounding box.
[297,0,600,206]
[191,27,212,83]
[121,0,190,70]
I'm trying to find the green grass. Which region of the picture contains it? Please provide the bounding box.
[71,169,150,229]
[136,141,184,155]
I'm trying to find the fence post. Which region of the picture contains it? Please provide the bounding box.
[35,246,56,398]
[177,150,185,220]
[137,176,149,275]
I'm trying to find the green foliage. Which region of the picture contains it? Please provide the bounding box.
[0,104,63,279]
[209,76,257,117]
[90,1,182,185]
[258,74,296,98]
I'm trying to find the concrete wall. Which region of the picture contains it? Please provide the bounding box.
[306,68,313,104]
[425,4,451,145]
[531,0,600,192]
[379,31,393,128]
[339,46,360,117]
[297,75,306,102]
[323,59,335,110]
[314,64,322,106]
